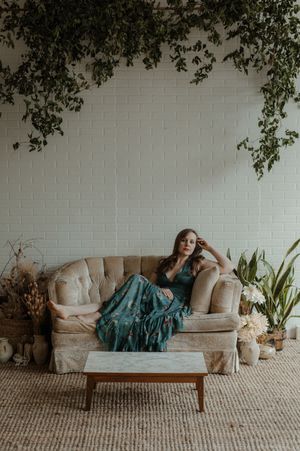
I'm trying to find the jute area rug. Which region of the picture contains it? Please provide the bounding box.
[1,340,300,451]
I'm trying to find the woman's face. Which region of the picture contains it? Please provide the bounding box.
[177,231,197,257]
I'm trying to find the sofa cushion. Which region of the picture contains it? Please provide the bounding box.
[210,273,242,314]
[182,312,241,332]
[189,266,220,313]
[53,312,240,335]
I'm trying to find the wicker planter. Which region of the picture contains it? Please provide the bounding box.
[239,299,252,315]
[257,329,287,351]
[0,319,33,350]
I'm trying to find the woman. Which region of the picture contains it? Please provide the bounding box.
[48,228,233,352]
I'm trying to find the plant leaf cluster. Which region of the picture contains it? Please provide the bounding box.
[228,239,300,331]
[256,239,300,331]
[0,0,299,178]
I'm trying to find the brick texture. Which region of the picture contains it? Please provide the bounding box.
[0,38,299,332]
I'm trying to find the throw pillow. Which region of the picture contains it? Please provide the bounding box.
[190,266,220,314]
[210,275,235,313]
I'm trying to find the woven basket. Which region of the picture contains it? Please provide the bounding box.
[0,319,33,349]
[257,329,287,351]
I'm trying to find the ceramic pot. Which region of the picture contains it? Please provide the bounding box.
[273,329,287,351]
[259,344,276,360]
[257,329,287,351]
[239,339,260,366]
[24,343,33,362]
[0,337,14,363]
[17,342,24,355]
[32,335,49,365]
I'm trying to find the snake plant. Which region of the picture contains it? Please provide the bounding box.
[227,248,264,287]
[255,239,300,331]
[228,240,300,331]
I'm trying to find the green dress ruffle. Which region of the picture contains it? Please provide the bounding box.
[96,260,194,352]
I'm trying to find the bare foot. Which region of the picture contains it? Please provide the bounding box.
[77,312,101,324]
[47,300,70,320]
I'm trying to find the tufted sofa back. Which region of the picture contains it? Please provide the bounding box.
[48,256,163,307]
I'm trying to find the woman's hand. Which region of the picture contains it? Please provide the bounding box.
[197,239,235,274]
[161,288,174,301]
[197,237,211,252]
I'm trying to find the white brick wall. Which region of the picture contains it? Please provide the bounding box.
[0,39,300,333]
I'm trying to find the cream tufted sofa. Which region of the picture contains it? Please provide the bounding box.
[48,256,242,375]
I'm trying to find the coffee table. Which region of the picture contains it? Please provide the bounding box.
[83,351,208,412]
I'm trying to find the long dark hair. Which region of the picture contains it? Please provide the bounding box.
[156,228,204,277]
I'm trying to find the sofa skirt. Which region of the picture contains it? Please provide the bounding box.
[49,330,239,375]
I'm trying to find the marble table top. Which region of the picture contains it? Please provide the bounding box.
[84,352,207,374]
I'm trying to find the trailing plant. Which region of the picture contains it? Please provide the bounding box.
[0,1,300,178]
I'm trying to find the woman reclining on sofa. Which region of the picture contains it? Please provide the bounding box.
[48,228,234,352]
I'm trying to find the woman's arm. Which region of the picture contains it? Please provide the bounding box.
[149,272,158,284]
[148,271,173,300]
[198,238,234,274]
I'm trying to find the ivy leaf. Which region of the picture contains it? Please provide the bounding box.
[0,0,298,179]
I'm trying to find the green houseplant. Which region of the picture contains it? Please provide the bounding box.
[231,249,264,288]
[255,239,300,338]
[228,240,300,350]
[227,248,265,314]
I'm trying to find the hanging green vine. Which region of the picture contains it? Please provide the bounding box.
[0,0,299,178]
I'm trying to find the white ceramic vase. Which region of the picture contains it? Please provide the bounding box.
[259,344,276,360]
[240,339,260,366]
[24,343,33,362]
[32,335,49,365]
[0,337,14,363]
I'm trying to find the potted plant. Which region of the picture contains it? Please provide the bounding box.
[227,248,265,314]
[228,240,300,350]
[254,239,300,350]
[0,239,49,359]
[23,280,49,364]
[238,313,269,365]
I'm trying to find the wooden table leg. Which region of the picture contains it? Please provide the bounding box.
[196,377,204,412]
[85,377,96,411]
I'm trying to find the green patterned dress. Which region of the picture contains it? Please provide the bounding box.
[96,260,194,352]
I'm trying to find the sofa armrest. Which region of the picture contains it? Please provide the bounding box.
[210,272,242,314]
[183,312,241,332]
[47,259,97,307]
